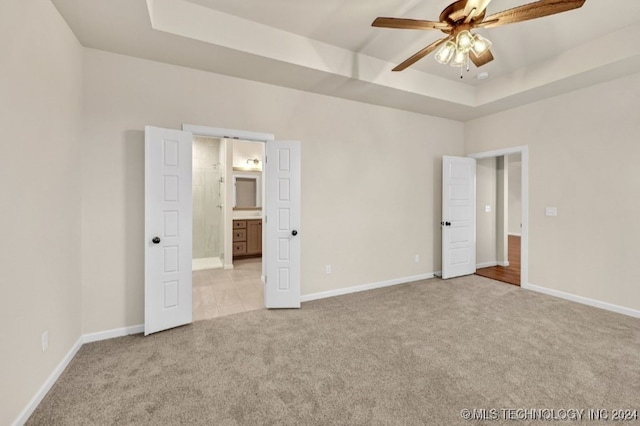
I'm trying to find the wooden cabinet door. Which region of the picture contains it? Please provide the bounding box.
[246,220,262,255]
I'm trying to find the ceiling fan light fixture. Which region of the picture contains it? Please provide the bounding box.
[450,50,468,67]
[373,0,586,74]
[455,30,474,52]
[471,33,492,56]
[435,41,456,64]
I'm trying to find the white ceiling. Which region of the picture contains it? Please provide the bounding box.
[51,0,640,121]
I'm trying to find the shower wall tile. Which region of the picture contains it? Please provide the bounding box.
[193,137,224,260]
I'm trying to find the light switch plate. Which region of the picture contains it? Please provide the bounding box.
[545,207,558,217]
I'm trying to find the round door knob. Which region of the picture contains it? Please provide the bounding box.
[291,230,298,236]
[152,237,161,244]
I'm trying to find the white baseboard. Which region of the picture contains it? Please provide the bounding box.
[300,273,435,302]
[12,336,83,426]
[477,261,509,268]
[523,283,640,319]
[14,325,144,425]
[508,232,521,237]
[82,324,144,344]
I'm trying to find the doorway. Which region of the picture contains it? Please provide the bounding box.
[191,136,266,321]
[468,146,529,288]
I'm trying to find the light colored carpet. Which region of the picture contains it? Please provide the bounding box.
[27,275,640,425]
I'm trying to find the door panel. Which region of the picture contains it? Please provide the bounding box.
[145,126,193,335]
[265,141,301,308]
[442,156,476,279]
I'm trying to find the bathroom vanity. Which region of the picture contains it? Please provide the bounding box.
[232,219,262,258]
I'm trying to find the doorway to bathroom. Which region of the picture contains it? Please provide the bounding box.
[191,136,266,320]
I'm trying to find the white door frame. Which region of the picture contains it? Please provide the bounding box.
[467,145,529,287]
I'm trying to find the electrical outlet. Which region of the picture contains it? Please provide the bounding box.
[41,331,49,352]
[414,254,420,263]
[325,265,332,274]
[545,207,558,217]
[485,205,492,213]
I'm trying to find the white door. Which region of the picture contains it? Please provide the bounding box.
[265,141,301,308]
[442,156,476,279]
[144,126,193,335]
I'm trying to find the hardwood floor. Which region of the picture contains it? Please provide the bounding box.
[475,235,521,286]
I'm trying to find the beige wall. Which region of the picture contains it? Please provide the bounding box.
[496,156,508,265]
[81,49,465,333]
[233,140,264,170]
[0,0,83,423]
[476,157,497,265]
[508,154,522,235]
[465,71,640,311]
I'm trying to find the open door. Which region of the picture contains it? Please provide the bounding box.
[265,141,301,308]
[144,126,193,335]
[442,156,476,279]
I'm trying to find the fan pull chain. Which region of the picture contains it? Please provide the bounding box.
[460,54,470,79]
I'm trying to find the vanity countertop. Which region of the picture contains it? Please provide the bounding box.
[233,215,263,221]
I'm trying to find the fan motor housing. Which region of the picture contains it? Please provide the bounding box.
[439,0,486,29]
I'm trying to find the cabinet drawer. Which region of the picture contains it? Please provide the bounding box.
[233,242,247,255]
[233,229,246,242]
[233,220,247,229]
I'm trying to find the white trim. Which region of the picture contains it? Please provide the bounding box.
[300,273,435,303]
[467,145,529,288]
[14,325,145,425]
[182,124,274,142]
[476,261,510,268]
[524,283,640,319]
[508,232,521,237]
[467,145,528,159]
[82,324,144,344]
[12,336,83,426]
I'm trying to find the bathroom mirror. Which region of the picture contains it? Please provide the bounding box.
[233,173,261,209]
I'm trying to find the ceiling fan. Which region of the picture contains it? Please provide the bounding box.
[372,0,586,72]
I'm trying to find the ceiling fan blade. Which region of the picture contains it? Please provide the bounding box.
[392,37,452,72]
[372,17,451,31]
[478,0,585,28]
[463,0,493,20]
[470,49,494,67]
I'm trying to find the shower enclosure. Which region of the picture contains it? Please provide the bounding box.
[192,136,225,270]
